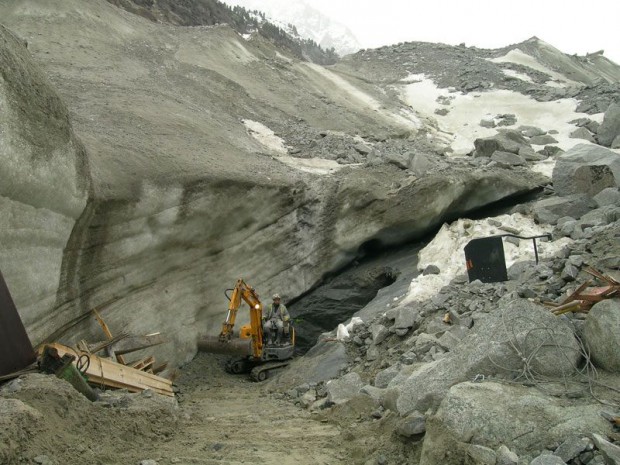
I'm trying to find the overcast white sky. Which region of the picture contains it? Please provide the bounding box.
[235,0,620,64]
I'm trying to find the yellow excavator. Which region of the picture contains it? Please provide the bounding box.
[197,278,295,381]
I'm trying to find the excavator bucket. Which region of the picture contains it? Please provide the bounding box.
[197,336,252,356]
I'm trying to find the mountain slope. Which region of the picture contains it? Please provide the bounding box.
[221,0,362,56]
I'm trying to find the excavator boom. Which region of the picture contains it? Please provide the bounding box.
[200,279,264,358]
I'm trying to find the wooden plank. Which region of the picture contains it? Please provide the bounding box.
[153,362,168,375]
[46,343,173,397]
[110,333,167,356]
[88,333,129,355]
[559,280,591,305]
[85,374,172,397]
[131,356,155,371]
[93,310,126,365]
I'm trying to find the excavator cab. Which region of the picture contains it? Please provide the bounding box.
[262,324,295,361]
[197,279,296,381]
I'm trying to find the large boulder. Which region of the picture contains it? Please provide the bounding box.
[473,130,530,158]
[552,144,620,197]
[597,102,620,147]
[532,194,595,224]
[393,299,581,415]
[419,382,613,465]
[583,299,620,372]
[268,340,348,390]
[326,372,364,405]
[569,127,596,143]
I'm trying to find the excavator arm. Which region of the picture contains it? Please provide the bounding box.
[219,278,264,358]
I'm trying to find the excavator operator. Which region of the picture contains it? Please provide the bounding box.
[262,294,290,345]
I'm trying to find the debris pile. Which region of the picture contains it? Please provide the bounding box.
[1,292,174,400]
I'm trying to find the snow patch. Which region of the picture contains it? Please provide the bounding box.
[399,76,602,157]
[501,68,534,83]
[278,156,346,175]
[303,63,421,130]
[489,49,579,87]
[243,119,287,154]
[242,119,346,174]
[336,323,349,341]
[346,317,364,333]
[275,51,292,63]
[402,213,572,304]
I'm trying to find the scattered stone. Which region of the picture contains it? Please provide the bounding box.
[473,130,529,157]
[375,364,401,388]
[561,262,579,281]
[519,126,546,137]
[423,264,441,275]
[139,460,158,465]
[569,117,591,127]
[591,433,620,464]
[299,390,317,408]
[497,114,517,126]
[539,145,564,157]
[530,454,567,465]
[570,127,596,143]
[593,188,620,207]
[371,324,390,345]
[366,345,380,361]
[496,444,519,465]
[530,135,559,145]
[384,151,412,170]
[586,120,600,133]
[480,118,496,128]
[597,102,620,147]
[394,307,421,333]
[435,108,449,116]
[532,194,595,224]
[396,412,426,437]
[519,146,546,161]
[553,436,591,462]
[354,143,373,155]
[360,385,386,402]
[491,150,526,167]
[326,373,364,405]
[467,444,497,465]
[410,152,438,176]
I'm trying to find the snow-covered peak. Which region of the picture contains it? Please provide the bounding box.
[221,0,362,56]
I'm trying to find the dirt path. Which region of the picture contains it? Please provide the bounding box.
[153,353,346,465]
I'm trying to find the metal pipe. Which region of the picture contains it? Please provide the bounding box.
[498,233,551,265]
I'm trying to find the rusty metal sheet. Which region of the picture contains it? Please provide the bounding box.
[0,269,36,376]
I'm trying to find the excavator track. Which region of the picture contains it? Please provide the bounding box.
[225,358,253,374]
[250,360,291,382]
